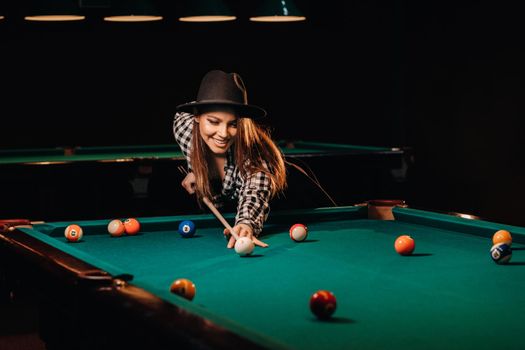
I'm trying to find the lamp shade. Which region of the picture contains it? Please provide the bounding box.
[104,0,162,22]
[179,0,236,23]
[24,0,85,21]
[250,0,306,22]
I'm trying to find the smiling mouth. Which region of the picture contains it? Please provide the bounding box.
[213,138,229,147]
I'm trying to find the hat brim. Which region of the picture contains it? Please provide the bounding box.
[177,101,267,119]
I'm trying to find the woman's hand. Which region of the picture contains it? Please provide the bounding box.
[181,172,196,194]
[224,224,269,249]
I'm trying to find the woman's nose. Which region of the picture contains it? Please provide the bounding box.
[217,124,228,138]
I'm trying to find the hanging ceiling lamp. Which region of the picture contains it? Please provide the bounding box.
[104,0,162,22]
[24,0,86,22]
[250,0,306,22]
[179,0,236,23]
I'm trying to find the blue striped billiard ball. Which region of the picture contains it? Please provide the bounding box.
[178,220,196,238]
[490,243,512,265]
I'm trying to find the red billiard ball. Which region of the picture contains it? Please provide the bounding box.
[107,219,125,237]
[64,224,83,242]
[169,278,196,301]
[310,290,337,319]
[123,218,140,235]
[289,223,308,242]
[394,235,415,255]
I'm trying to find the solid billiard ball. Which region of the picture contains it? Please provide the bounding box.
[289,223,308,242]
[123,218,140,235]
[234,237,255,256]
[64,224,83,242]
[310,290,337,319]
[178,220,196,238]
[107,219,125,237]
[394,235,415,255]
[490,242,512,264]
[169,278,196,301]
[492,230,512,246]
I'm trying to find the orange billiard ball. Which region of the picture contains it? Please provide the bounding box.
[64,224,83,242]
[492,230,512,247]
[123,218,140,235]
[169,278,196,301]
[107,219,125,237]
[394,235,415,255]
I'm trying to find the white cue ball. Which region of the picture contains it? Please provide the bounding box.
[234,237,255,256]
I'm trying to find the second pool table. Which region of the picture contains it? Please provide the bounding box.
[0,141,408,220]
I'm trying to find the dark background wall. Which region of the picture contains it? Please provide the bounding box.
[1,1,524,226]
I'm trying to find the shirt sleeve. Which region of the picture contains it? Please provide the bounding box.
[235,167,272,237]
[173,112,194,170]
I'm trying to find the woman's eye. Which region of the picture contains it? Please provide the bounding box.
[208,119,219,125]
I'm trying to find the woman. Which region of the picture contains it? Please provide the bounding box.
[173,70,287,249]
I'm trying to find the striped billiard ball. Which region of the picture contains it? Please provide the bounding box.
[490,243,512,265]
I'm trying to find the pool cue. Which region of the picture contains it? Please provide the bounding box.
[202,196,239,241]
[177,165,239,241]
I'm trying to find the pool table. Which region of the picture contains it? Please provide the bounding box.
[0,142,408,220]
[0,141,403,165]
[1,202,524,350]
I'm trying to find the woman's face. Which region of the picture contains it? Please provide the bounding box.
[196,111,238,156]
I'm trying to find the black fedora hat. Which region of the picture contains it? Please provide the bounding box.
[177,70,267,119]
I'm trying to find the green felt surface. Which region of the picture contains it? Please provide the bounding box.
[21,208,525,349]
[0,142,396,165]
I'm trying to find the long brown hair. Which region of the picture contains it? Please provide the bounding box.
[190,116,287,202]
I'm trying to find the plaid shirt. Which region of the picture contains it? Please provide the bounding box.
[173,112,271,236]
